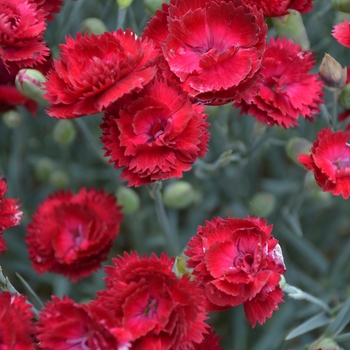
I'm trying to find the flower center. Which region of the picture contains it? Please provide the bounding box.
[71,223,84,246]
[144,298,158,318]
[333,157,350,169]
[66,336,89,350]
[151,122,164,141]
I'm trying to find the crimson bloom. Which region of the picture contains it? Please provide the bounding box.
[0,0,49,68]
[101,78,210,187]
[25,188,123,281]
[142,0,267,105]
[0,176,23,254]
[95,252,209,349]
[36,296,132,350]
[298,128,350,199]
[0,292,35,350]
[234,37,324,128]
[245,0,314,17]
[185,216,286,328]
[333,19,350,48]
[45,30,158,119]
[31,0,63,21]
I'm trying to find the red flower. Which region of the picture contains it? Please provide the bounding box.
[100,78,210,187]
[36,296,132,350]
[0,292,35,350]
[95,252,209,349]
[298,128,350,199]
[245,0,314,17]
[25,188,123,281]
[142,0,267,105]
[185,216,286,328]
[0,0,49,68]
[0,176,23,254]
[193,328,222,350]
[234,37,324,128]
[31,0,63,21]
[44,30,158,119]
[333,19,350,48]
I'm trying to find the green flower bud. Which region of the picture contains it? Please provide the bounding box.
[115,186,140,214]
[52,120,76,146]
[117,0,133,8]
[80,18,108,35]
[172,252,193,279]
[15,69,47,104]
[271,10,310,50]
[163,181,197,209]
[250,192,276,217]
[34,157,55,182]
[49,170,69,188]
[340,83,350,109]
[319,54,347,91]
[2,110,23,129]
[332,0,350,13]
[286,137,312,165]
[310,338,339,350]
[144,0,169,13]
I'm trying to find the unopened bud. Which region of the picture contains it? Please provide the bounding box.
[116,0,133,8]
[250,192,276,217]
[53,120,76,146]
[144,0,169,13]
[15,69,47,104]
[172,253,193,279]
[49,170,69,188]
[340,83,350,109]
[80,18,108,35]
[271,10,310,50]
[2,110,23,129]
[163,181,198,209]
[309,338,339,350]
[332,0,350,13]
[319,53,347,91]
[35,157,54,182]
[115,186,140,214]
[286,137,312,165]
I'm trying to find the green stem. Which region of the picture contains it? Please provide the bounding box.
[150,181,179,256]
[0,266,40,319]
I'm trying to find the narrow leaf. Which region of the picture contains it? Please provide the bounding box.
[327,296,350,337]
[16,273,44,309]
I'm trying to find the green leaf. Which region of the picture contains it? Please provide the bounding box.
[285,312,331,340]
[16,273,44,310]
[327,296,350,337]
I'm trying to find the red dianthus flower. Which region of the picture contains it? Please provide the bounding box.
[0,176,23,254]
[25,188,123,281]
[45,30,158,119]
[100,78,210,187]
[193,328,222,350]
[0,0,49,68]
[95,252,209,349]
[185,216,286,328]
[298,128,350,199]
[333,19,350,48]
[142,0,267,105]
[0,292,35,350]
[235,37,324,128]
[36,296,132,350]
[245,0,314,17]
[31,0,63,22]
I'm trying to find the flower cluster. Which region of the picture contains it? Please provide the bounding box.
[26,188,123,281]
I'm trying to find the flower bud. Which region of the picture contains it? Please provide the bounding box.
[163,181,198,209]
[35,157,54,182]
[332,0,350,13]
[271,10,310,50]
[172,253,193,279]
[286,137,312,165]
[15,69,47,104]
[340,83,350,109]
[309,338,339,350]
[52,120,76,146]
[319,53,347,91]
[250,192,276,217]
[49,170,69,188]
[116,0,133,7]
[80,18,108,35]
[2,110,23,129]
[144,0,169,13]
[115,186,140,214]
[304,172,332,201]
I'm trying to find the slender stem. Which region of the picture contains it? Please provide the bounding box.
[332,91,339,129]
[150,181,179,256]
[283,283,331,314]
[0,266,40,319]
